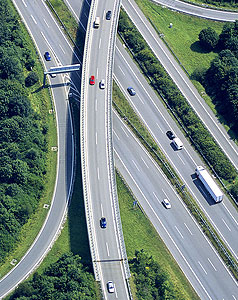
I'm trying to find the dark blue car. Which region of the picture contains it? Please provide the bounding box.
[44,51,51,61]
[100,217,107,228]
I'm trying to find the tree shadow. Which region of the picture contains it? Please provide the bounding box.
[190,41,210,54]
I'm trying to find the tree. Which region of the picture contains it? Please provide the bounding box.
[199,27,219,51]
[25,71,38,87]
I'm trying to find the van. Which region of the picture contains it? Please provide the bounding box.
[172,137,183,150]
[94,17,100,28]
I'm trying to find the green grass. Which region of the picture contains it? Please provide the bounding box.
[117,172,199,300]
[0,1,58,278]
[136,0,224,75]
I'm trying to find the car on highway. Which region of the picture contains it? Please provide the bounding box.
[107,281,115,293]
[89,75,95,85]
[99,79,105,89]
[162,198,171,209]
[100,217,107,228]
[44,51,51,61]
[127,87,136,96]
[106,10,112,20]
[166,130,175,140]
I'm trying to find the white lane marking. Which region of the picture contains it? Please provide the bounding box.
[222,202,238,226]
[115,149,213,299]
[63,0,87,31]
[153,191,160,202]
[118,65,125,75]
[97,167,100,180]
[177,154,185,165]
[184,223,193,235]
[22,0,27,7]
[95,99,97,112]
[106,242,110,256]
[207,258,217,271]
[198,261,207,275]
[103,9,105,20]
[113,130,120,140]
[31,15,37,24]
[132,160,140,172]
[175,226,184,239]
[99,38,101,49]
[141,156,149,168]
[232,295,237,300]
[138,94,144,104]
[44,19,49,28]
[95,132,97,145]
[121,125,129,137]
[161,189,170,200]
[115,284,118,298]
[123,2,238,169]
[222,218,231,231]
[59,44,65,54]
[156,122,163,133]
[96,68,99,78]
[101,203,104,217]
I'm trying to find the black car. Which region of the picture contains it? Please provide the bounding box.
[166,130,175,140]
[127,87,136,96]
[100,217,107,228]
[106,10,112,20]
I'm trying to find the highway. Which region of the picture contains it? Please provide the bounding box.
[114,38,238,261]
[0,0,75,297]
[123,0,238,172]
[113,111,238,299]
[80,0,130,299]
[151,0,238,21]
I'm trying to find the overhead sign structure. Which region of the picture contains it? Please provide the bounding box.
[43,64,80,86]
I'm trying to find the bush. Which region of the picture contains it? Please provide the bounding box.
[199,27,219,51]
[25,71,38,87]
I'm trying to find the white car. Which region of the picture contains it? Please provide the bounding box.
[99,79,105,89]
[107,281,115,293]
[162,198,171,209]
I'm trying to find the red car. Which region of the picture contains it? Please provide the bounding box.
[89,75,95,85]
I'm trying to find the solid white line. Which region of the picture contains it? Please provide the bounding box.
[132,160,140,172]
[184,223,193,235]
[22,0,27,7]
[96,68,99,78]
[95,99,97,112]
[113,130,120,140]
[44,19,49,28]
[175,225,184,239]
[118,65,125,76]
[114,149,213,299]
[207,258,217,271]
[222,218,231,232]
[141,156,149,168]
[106,242,110,257]
[95,132,97,145]
[121,125,129,137]
[198,261,207,275]
[101,203,104,217]
[59,44,65,54]
[31,15,37,24]
[97,167,100,180]
[99,38,101,49]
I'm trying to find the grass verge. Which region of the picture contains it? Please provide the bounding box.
[117,171,200,300]
[0,1,57,278]
[113,80,238,280]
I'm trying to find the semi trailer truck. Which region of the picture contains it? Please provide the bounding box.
[195,166,223,203]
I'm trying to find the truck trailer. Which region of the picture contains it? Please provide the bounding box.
[195,166,223,203]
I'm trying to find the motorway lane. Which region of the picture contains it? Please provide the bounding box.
[85,1,129,298]
[113,112,238,299]
[123,0,238,171]
[114,39,238,261]
[151,0,238,22]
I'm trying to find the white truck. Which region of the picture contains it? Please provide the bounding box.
[195,166,223,203]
